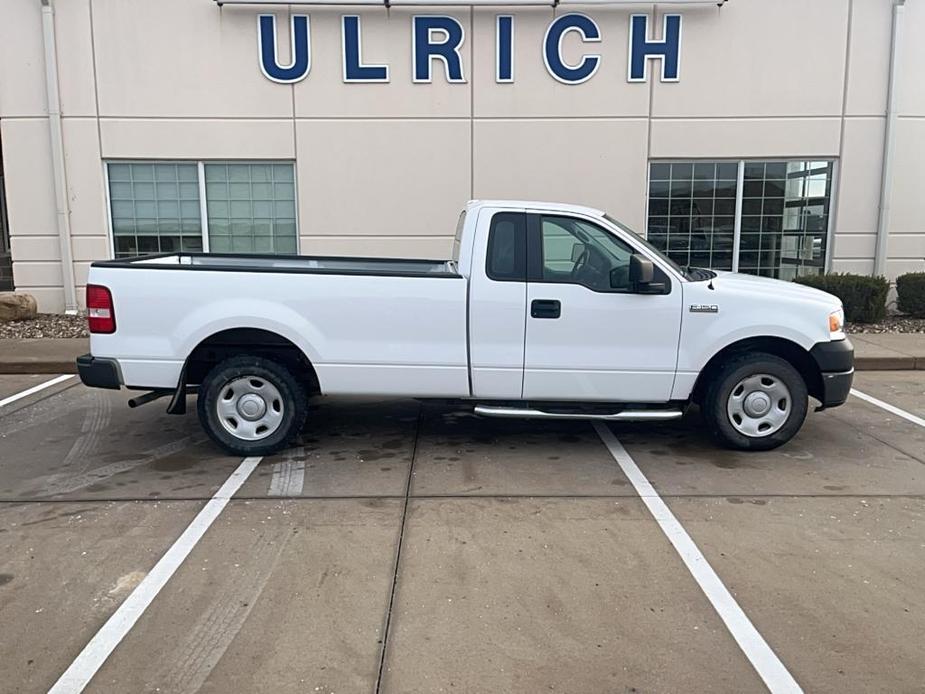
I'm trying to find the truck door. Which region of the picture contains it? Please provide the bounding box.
[522,213,683,402]
[468,210,528,399]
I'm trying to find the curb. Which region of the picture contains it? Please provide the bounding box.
[854,356,922,371]
[0,358,921,375]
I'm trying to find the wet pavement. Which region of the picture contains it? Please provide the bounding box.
[0,373,923,692]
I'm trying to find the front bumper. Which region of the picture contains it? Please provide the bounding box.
[818,368,854,409]
[810,338,854,409]
[76,354,122,390]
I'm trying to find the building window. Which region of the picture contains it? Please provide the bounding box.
[107,161,298,258]
[646,160,833,280]
[204,163,297,254]
[108,163,203,257]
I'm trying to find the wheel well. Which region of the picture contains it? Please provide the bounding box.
[691,337,823,405]
[185,328,319,394]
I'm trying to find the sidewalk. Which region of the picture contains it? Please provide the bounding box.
[849,333,925,370]
[0,334,922,375]
[0,338,88,374]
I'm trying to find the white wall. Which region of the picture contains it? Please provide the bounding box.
[887,0,925,280]
[0,0,918,312]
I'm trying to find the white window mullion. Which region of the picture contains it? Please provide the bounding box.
[824,159,838,273]
[102,162,115,259]
[197,161,210,253]
[731,160,745,273]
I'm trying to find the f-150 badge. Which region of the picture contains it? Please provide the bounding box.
[690,304,719,313]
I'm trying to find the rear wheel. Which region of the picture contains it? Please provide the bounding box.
[197,355,307,456]
[703,353,808,451]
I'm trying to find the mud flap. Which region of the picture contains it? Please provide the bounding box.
[166,362,188,415]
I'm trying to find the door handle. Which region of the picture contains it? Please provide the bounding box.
[531,299,561,319]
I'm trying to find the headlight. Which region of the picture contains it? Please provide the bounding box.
[829,308,845,334]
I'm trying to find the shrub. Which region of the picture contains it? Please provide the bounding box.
[896,272,925,317]
[793,273,889,324]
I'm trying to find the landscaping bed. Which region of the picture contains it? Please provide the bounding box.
[0,312,89,339]
[847,317,925,334]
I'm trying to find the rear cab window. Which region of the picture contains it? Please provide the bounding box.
[485,212,526,281]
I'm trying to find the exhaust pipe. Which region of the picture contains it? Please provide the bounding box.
[127,390,171,408]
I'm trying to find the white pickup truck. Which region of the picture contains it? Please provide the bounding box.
[78,200,853,455]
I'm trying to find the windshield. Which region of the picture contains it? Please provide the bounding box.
[602,213,715,282]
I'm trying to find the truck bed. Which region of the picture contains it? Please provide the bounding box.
[93,252,460,278]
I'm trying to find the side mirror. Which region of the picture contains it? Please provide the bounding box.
[629,254,666,294]
[629,254,654,284]
[570,243,584,263]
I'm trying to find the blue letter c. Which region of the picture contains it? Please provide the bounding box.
[543,14,601,85]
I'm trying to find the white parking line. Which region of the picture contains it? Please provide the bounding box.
[48,456,263,694]
[850,388,925,428]
[0,374,75,409]
[594,423,802,694]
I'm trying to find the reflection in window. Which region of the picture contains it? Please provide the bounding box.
[204,163,297,254]
[108,163,202,258]
[739,161,832,280]
[108,161,298,258]
[646,160,833,279]
[647,161,738,272]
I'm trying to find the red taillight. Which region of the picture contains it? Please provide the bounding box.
[86,284,116,334]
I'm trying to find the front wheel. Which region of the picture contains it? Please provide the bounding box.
[703,353,808,451]
[197,355,307,456]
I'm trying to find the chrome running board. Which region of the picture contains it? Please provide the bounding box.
[473,405,684,422]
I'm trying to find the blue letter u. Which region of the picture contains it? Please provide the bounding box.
[258,14,311,84]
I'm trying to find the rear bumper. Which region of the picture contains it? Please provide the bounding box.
[810,339,854,409]
[76,354,122,390]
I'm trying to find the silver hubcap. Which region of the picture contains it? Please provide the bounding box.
[216,376,284,441]
[726,373,791,438]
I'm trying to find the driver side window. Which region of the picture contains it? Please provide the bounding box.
[540,216,634,292]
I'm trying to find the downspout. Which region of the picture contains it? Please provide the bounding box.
[40,0,78,313]
[873,0,905,278]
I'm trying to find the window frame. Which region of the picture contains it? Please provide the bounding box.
[103,159,300,259]
[646,158,837,278]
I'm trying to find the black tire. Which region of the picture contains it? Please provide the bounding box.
[197,355,307,457]
[702,352,808,451]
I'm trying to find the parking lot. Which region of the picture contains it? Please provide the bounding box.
[1,371,923,693]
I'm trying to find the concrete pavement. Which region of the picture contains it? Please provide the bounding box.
[1,375,924,691]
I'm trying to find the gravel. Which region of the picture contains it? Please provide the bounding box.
[0,313,89,339]
[847,316,925,334]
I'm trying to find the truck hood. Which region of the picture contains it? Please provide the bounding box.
[708,271,841,309]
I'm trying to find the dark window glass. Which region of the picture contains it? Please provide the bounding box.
[744,162,765,180]
[648,198,669,216]
[645,161,740,271]
[486,212,526,281]
[646,159,833,278]
[649,162,672,181]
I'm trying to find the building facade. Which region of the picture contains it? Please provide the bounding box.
[0,0,922,312]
